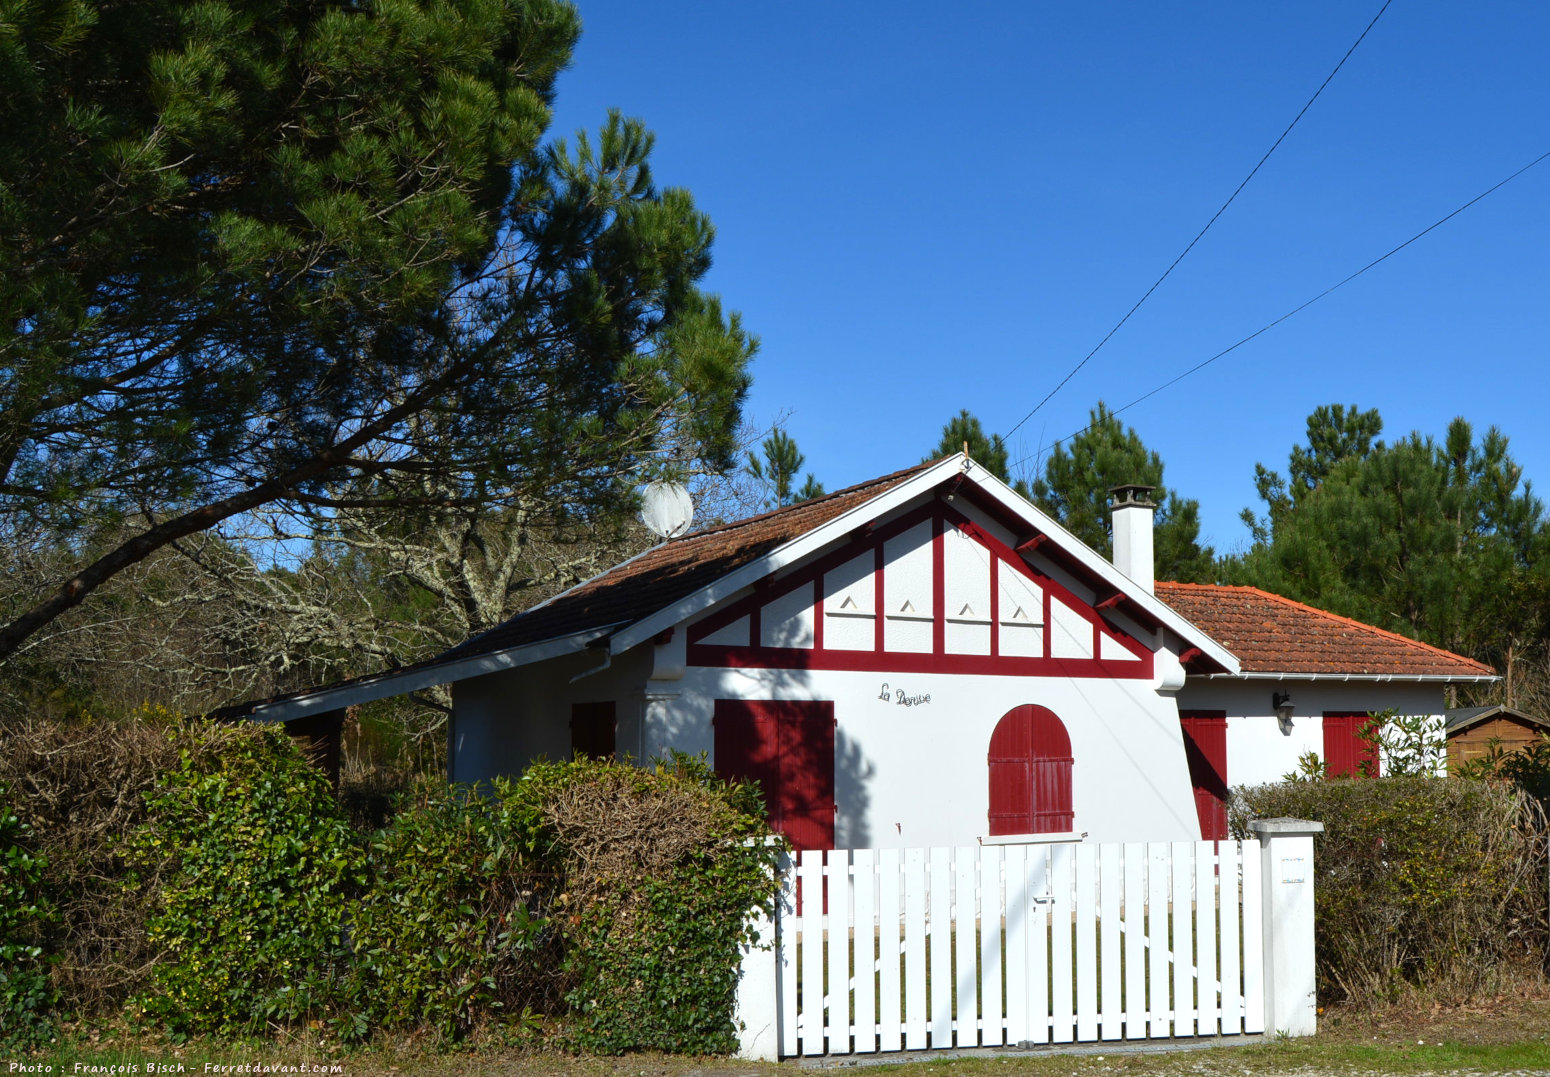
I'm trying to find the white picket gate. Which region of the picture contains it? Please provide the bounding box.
[770,840,1265,1057]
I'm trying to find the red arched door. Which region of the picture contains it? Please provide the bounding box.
[987,705,1074,835]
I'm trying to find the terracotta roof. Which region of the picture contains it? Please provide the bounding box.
[1154,582,1496,680]
[440,459,941,661]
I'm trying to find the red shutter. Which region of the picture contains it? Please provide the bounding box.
[713,699,835,852]
[570,701,616,760]
[1180,712,1229,840]
[1323,712,1380,778]
[988,705,1073,835]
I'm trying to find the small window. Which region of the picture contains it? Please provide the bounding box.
[987,705,1073,835]
[570,701,616,760]
[1323,712,1380,778]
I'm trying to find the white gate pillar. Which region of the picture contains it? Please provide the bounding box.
[1249,818,1324,1037]
[735,846,790,1060]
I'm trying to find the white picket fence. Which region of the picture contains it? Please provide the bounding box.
[771,840,1265,1057]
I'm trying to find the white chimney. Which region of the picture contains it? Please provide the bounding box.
[1109,484,1156,593]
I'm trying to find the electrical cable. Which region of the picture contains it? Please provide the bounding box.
[1012,145,1550,469]
[1004,0,1394,441]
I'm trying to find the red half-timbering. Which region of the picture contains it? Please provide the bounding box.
[1180,711,1229,840]
[987,704,1075,835]
[686,499,1153,678]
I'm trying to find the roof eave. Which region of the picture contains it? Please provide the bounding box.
[243,625,617,723]
[607,456,969,654]
[966,471,1241,674]
[1200,670,1499,684]
[608,458,1241,674]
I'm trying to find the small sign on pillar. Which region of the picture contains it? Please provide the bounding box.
[1249,817,1325,1037]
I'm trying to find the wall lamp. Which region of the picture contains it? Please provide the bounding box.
[1273,691,1295,736]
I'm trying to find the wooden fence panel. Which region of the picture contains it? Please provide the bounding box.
[772,839,1269,1058]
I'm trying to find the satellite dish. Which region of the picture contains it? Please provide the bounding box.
[640,481,694,540]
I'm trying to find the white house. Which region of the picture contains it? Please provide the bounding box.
[239,455,1495,848]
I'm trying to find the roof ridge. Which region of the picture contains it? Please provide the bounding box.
[1157,580,1493,674]
[668,457,944,544]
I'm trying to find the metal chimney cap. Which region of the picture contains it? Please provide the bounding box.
[1108,483,1157,508]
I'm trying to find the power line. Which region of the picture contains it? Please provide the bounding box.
[1004,0,1394,441]
[1013,146,1550,470]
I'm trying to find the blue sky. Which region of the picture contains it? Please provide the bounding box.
[547,2,1550,555]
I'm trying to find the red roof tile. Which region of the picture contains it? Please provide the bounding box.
[440,459,941,660]
[1154,582,1495,680]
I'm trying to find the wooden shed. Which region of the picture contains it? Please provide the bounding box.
[1446,704,1550,768]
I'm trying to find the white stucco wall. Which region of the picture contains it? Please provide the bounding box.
[1173,679,1449,787]
[449,644,1204,847]
[449,645,654,783]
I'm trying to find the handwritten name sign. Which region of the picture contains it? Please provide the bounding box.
[878,682,932,707]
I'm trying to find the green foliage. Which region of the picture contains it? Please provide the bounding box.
[523,752,781,1054]
[1365,710,1446,777]
[747,429,822,507]
[0,707,248,1015]
[130,726,365,1036]
[1031,401,1215,582]
[923,409,1031,498]
[0,781,56,1049]
[1,1,755,667]
[1228,406,1549,668]
[6,716,778,1053]
[1458,734,1550,807]
[1234,776,1546,1003]
[348,777,556,1042]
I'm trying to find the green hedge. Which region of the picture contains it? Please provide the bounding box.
[1234,775,1546,1003]
[4,717,781,1052]
[348,778,556,1042]
[129,728,365,1036]
[536,754,780,1054]
[0,782,56,1050]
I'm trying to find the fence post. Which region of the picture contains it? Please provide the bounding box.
[1248,818,1324,1037]
[735,846,789,1060]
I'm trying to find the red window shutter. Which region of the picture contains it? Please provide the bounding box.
[1323,712,1380,778]
[1180,711,1229,840]
[988,705,1073,835]
[713,699,835,852]
[570,701,616,760]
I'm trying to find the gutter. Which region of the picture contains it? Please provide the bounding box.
[1202,671,1498,684]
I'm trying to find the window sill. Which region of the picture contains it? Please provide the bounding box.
[979,831,1084,846]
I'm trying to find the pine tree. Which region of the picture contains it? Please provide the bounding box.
[1030,403,1214,583]
[1228,407,1549,669]
[923,410,1031,497]
[747,430,823,507]
[0,2,754,663]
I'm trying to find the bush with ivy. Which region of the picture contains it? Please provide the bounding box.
[0,708,247,1015]
[0,781,56,1049]
[351,753,781,1052]
[527,752,782,1054]
[1233,775,1546,1003]
[129,725,365,1035]
[347,777,559,1042]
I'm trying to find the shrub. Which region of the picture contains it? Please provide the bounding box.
[526,753,782,1054]
[351,754,781,1052]
[0,781,56,1049]
[0,709,246,1014]
[347,778,559,1042]
[130,725,365,1036]
[1233,775,1546,1003]
[1458,733,1550,806]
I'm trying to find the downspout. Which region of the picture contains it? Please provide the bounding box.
[569,639,614,683]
